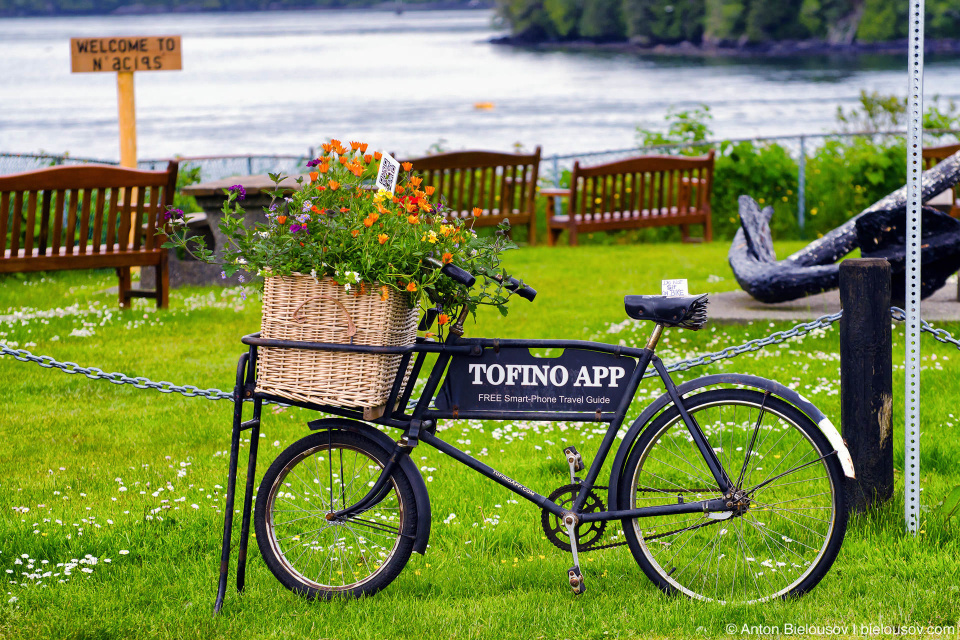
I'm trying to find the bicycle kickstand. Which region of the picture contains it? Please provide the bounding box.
[563,513,586,595]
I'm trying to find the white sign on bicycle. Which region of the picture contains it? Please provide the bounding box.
[661,278,689,297]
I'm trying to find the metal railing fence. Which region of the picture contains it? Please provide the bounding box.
[3,128,959,231]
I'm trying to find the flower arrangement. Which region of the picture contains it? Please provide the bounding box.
[163,138,520,327]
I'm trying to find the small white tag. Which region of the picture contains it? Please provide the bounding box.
[661,279,689,297]
[375,152,401,194]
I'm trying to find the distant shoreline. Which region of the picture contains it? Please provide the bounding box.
[490,35,960,59]
[0,2,493,18]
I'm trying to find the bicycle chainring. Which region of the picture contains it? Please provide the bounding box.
[541,484,607,552]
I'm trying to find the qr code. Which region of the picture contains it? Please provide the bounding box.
[377,155,399,193]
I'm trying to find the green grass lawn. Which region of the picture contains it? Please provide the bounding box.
[1,243,959,639]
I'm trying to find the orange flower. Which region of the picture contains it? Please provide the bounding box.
[309,171,319,182]
[395,185,405,194]
[330,138,341,147]
[376,203,389,215]
[402,162,413,171]
[276,215,287,224]
[472,207,483,217]
[359,143,369,153]
[340,207,350,213]
[406,282,417,292]
[374,151,383,161]
[363,154,373,164]
[364,217,374,227]
[407,214,419,224]
[351,229,360,238]
[404,202,417,214]
[311,205,321,214]
[350,141,362,151]
[349,164,363,177]
[438,313,449,326]
[328,180,340,191]
[378,233,388,244]
[442,252,453,264]
[380,285,389,301]
[425,185,435,196]
[368,212,379,223]
[418,200,432,212]
[338,156,349,166]
[321,142,333,153]
[409,176,422,187]
[318,163,329,173]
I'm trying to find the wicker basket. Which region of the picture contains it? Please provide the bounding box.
[256,274,418,412]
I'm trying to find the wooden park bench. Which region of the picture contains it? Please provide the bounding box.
[924,143,960,218]
[541,151,715,246]
[402,147,541,244]
[0,161,179,308]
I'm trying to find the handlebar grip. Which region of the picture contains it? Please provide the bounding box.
[440,263,476,288]
[496,274,537,302]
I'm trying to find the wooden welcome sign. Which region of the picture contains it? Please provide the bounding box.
[69,35,182,169]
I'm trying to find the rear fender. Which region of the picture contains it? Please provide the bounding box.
[307,418,432,555]
[606,373,854,511]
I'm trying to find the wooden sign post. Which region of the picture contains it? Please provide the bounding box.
[70,35,182,168]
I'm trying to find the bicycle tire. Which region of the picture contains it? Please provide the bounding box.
[618,388,848,603]
[254,430,418,599]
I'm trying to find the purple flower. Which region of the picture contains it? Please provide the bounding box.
[296,213,310,224]
[163,208,184,222]
[289,223,305,234]
[238,274,245,283]
[228,184,246,201]
[306,158,321,168]
[220,271,227,280]
[301,201,313,213]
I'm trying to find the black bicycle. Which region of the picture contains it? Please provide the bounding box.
[213,267,853,611]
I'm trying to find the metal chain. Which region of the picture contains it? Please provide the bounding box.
[891,306,960,350]
[2,306,957,400]
[643,310,844,378]
[0,342,233,401]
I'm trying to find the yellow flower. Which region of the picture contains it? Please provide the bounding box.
[378,233,389,244]
[421,231,438,244]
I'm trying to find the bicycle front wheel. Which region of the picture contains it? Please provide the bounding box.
[254,430,418,599]
[619,389,847,603]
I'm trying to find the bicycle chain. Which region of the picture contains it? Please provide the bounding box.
[2,307,958,403]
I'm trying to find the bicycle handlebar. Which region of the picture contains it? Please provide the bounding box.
[494,274,537,302]
[426,256,535,302]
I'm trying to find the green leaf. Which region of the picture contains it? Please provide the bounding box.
[942,485,960,519]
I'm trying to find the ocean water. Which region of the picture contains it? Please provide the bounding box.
[1,9,959,161]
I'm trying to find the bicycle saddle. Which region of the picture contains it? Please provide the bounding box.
[623,293,709,330]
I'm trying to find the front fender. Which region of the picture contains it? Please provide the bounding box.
[606,373,855,512]
[307,418,432,555]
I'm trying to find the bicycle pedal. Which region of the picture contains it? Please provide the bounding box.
[567,565,586,595]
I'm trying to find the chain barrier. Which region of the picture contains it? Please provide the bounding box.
[891,306,960,351]
[644,310,844,378]
[2,307,958,401]
[0,342,233,401]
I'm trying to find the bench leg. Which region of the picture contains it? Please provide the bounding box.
[157,252,169,309]
[568,226,578,247]
[117,267,132,308]
[704,213,713,243]
[680,224,691,243]
[547,227,560,247]
[528,216,536,246]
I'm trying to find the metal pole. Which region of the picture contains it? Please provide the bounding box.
[904,0,924,535]
[798,135,807,235]
[552,154,561,217]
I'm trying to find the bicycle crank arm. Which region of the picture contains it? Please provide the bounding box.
[578,497,731,523]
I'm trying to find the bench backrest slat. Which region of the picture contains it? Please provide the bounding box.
[0,192,8,256]
[0,162,178,260]
[571,152,715,221]
[403,148,541,219]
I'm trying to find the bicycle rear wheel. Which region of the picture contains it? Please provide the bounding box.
[619,389,847,603]
[254,430,417,599]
